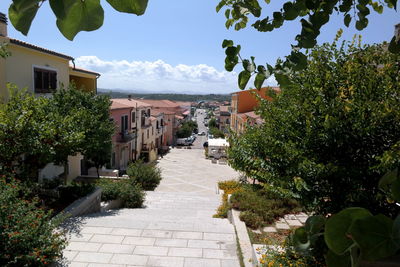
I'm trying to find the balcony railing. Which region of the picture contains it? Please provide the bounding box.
[118,130,137,143]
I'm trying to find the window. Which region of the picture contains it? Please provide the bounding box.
[34,68,57,93]
[131,112,136,123]
[147,109,151,117]
[121,115,128,133]
[147,129,149,139]
[156,121,159,129]
[141,110,146,127]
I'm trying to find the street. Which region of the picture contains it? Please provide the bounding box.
[192,108,207,149]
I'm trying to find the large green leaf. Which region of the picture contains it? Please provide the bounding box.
[326,250,351,267]
[106,0,148,15]
[305,215,326,235]
[238,70,251,89]
[349,214,400,261]
[9,0,40,35]
[254,72,265,89]
[325,207,372,255]
[50,0,104,41]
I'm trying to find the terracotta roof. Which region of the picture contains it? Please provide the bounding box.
[140,99,180,108]
[182,110,190,115]
[112,98,151,108]
[175,115,184,120]
[243,111,260,119]
[111,100,131,110]
[9,38,73,60]
[219,105,230,112]
[69,66,100,76]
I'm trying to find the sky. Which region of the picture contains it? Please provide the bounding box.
[0,1,399,94]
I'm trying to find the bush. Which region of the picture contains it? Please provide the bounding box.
[98,179,145,208]
[209,127,224,138]
[58,182,96,204]
[230,186,301,227]
[214,180,242,218]
[127,160,162,191]
[0,177,66,266]
[240,211,264,229]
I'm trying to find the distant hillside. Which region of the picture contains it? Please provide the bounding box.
[98,89,231,102]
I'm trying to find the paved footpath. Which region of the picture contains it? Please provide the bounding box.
[60,149,241,267]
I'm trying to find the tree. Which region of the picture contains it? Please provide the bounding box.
[228,37,400,217]
[0,84,114,181]
[218,0,400,89]
[208,118,218,128]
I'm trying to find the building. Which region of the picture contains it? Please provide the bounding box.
[230,87,279,134]
[0,13,99,100]
[110,98,156,166]
[215,105,231,133]
[0,12,100,182]
[140,99,189,145]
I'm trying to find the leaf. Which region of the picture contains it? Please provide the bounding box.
[254,73,265,89]
[344,14,351,27]
[379,168,398,189]
[305,215,326,235]
[222,39,234,48]
[106,0,148,15]
[225,56,238,72]
[391,177,400,202]
[283,2,298,20]
[9,0,40,35]
[225,9,230,19]
[216,0,226,12]
[50,0,104,41]
[389,36,400,54]
[389,0,397,10]
[238,70,251,89]
[324,207,372,255]
[292,227,310,251]
[275,73,291,88]
[326,250,351,267]
[349,214,400,261]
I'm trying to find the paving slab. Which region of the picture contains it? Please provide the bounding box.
[60,149,240,266]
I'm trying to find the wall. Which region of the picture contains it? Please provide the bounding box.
[67,153,84,182]
[70,75,96,93]
[4,44,70,95]
[110,107,133,170]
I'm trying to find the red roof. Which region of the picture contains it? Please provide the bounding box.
[111,98,151,108]
[140,99,180,108]
[111,100,131,110]
[219,105,230,112]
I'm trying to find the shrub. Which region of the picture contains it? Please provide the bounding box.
[58,182,96,204]
[98,179,145,208]
[218,179,241,193]
[240,211,264,229]
[230,186,301,226]
[0,177,66,266]
[127,160,162,191]
[214,180,242,218]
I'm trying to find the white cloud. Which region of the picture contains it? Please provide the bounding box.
[75,56,277,94]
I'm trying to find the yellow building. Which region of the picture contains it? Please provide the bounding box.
[0,13,100,182]
[0,12,99,100]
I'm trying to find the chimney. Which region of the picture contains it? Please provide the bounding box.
[0,12,7,37]
[128,94,132,100]
[395,23,400,41]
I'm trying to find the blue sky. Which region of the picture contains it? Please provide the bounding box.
[0,1,398,94]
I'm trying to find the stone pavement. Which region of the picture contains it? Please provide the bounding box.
[60,149,241,266]
[155,149,240,195]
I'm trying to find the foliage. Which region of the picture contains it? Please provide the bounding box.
[8,0,148,40]
[58,182,96,204]
[209,127,225,138]
[228,39,400,217]
[176,121,197,138]
[230,185,301,228]
[292,207,400,267]
[0,43,10,58]
[97,179,145,208]
[214,179,242,218]
[127,160,162,191]
[0,176,66,266]
[208,117,218,128]
[0,84,114,181]
[217,0,400,89]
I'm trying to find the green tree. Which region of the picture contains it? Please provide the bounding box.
[0,84,114,181]
[127,160,162,190]
[208,117,218,128]
[218,0,400,89]
[209,126,225,138]
[228,38,400,217]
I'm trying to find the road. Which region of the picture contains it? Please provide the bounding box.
[192,108,207,149]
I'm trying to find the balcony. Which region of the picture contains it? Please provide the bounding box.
[118,130,137,143]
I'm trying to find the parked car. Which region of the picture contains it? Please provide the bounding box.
[176,138,192,146]
[198,131,206,136]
